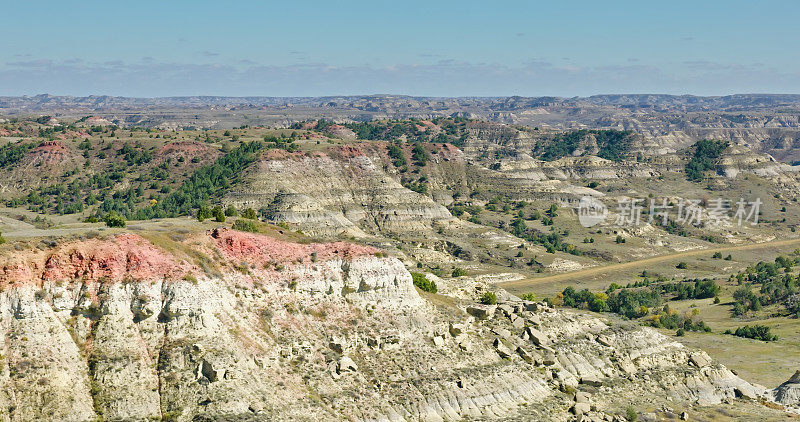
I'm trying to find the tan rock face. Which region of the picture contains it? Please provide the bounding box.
[224,150,454,237]
[0,232,781,420]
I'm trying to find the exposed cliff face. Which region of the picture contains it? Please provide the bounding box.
[774,370,800,411]
[224,147,455,238]
[0,231,783,421]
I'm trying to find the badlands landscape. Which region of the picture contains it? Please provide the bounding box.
[0,95,800,420]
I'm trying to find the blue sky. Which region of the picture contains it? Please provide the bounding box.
[1,0,799,97]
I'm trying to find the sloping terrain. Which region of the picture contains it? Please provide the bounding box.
[0,229,787,421]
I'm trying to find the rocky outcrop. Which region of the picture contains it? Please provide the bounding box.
[224,150,455,237]
[0,231,783,420]
[773,370,800,410]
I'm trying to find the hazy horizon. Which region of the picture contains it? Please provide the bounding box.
[2,0,800,97]
[5,92,800,100]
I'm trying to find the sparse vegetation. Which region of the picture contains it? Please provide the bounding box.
[232,219,259,233]
[534,129,634,162]
[411,272,437,293]
[103,211,126,228]
[480,291,497,305]
[451,267,468,277]
[725,325,778,342]
[685,139,728,182]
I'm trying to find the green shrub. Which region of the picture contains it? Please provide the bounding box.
[197,206,213,222]
[212,206,226,222]
[103,211,126,228]
[241,208,258,219]
[224,205,238,217]
[625,406,638,421]
[728,325,778,342]
[232,219,259,233]
[676,262,688,269]
[411,272,437,293]
[520,292,536,301]
[451,267,468,277]
[480,291,497,305]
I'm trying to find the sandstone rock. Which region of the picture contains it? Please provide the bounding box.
[576,391,592,403]
[516,347,540,365]
[0,231,780,421]
[497,304,514,316]
[449,322,467,337]
[433,335,445,347]
[524,326,549,347]
[689,352,711,368]
[773,370,800,407]
[542,351,557,366]
[493,338,513,359]
[522,301,540,312]
[329,336,346,354]
[338,356,358,373]
[556,370,579,389]
[596,334,613,347]
[680,411,689,420]
[492,327,511,339]
[581,375,603,387]
[466,304,496,319]
[571,402,591,415]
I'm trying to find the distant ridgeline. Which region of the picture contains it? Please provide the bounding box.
[532,129,636,162]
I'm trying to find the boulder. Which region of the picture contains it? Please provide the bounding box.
[689,352,711,368]
[492,327,511,339]
[338,356,358,373]
[580,375,603,387]
[498,304,515,316]
[493,338,513,359]
[516,347,540,365]
[466,304,496,319]
[522,301,540,312]
[542,351,557,366]
[596,334,613,347]
[571,402,591,415]
[449,322,467,337]
[524,327,549,347]
[329,336,346,354]
[575,391,592,403]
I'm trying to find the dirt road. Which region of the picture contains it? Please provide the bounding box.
[501,237,800,290]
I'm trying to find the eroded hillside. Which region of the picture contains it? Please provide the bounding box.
[0,229,789,421]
